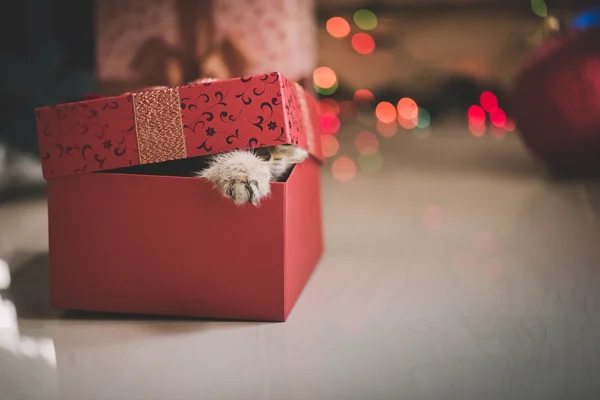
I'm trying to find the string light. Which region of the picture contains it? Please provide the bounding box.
[375,101,397,123]
[332,157,357,182]
[351,33,376,55]
[326,17,351,38]
[353,9,378,30]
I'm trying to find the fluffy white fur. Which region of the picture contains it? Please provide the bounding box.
[198,145,309,206]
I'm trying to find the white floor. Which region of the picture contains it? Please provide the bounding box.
[1,127,599,399]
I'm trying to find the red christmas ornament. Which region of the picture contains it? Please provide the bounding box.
[512,28,600,172]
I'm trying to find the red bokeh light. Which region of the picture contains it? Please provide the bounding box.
[397,98,418,120]
[326,17,351,38]
[480,91,498,112]
[320,113,341,134]
[351,33,376,55]
[317,98,340,115]
[377,121,397,138]
[469,123,486,137]
[321,135,339,158]
[490,108,507,127]
[468,105,486,126]
[354,89,375,103]
[375,101,397,123]
[504,119,516,132]
[332,157,357,182]
[355,131,379,155]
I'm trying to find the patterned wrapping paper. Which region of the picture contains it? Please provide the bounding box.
[96,0,317,92]
[34,73,323,180]
[212,0,317,80]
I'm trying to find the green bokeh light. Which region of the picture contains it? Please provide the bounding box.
[358,152,383,173]
[531,0,548,18]
[314,80,338,95]
[417,108,431,129]
[353,9,378,30]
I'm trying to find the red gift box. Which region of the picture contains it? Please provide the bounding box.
[34,73,324,321]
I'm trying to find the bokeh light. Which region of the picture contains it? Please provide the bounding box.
[504,119,516,132]
[332,157,357,182]
[317,98,340,115]
[417,108,431,129]
[354,89,375,103]
[422,205,444,231]
[313,67,337,89]
[480,91,498,112]
[351,33,376,55]
[398,114,417,129]
[355,131,379,155]
[469,123,486,137]
[377,121,398,138]
[321,135,339,158]
[314,80,338,95]
[320,113,341,134]
[531,0,548,18]
[326,17,351,38]
[354,9,378,30]
[375,101,397,123]
[490,108,507,128]
[397,98,418,120]
[468,105,486,126]
[358,152,383,173]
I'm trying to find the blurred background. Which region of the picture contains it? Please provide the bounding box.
[2,1,600,399]
[0,0,599,189]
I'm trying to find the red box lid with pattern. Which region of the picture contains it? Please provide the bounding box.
[35,72,323,179]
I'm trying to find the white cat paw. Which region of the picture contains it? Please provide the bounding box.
[198,151,272,206]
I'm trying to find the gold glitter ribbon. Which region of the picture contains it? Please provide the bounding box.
[132,87,187,165]
[293,82,316,155]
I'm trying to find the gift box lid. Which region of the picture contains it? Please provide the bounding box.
[34,72,323,179]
